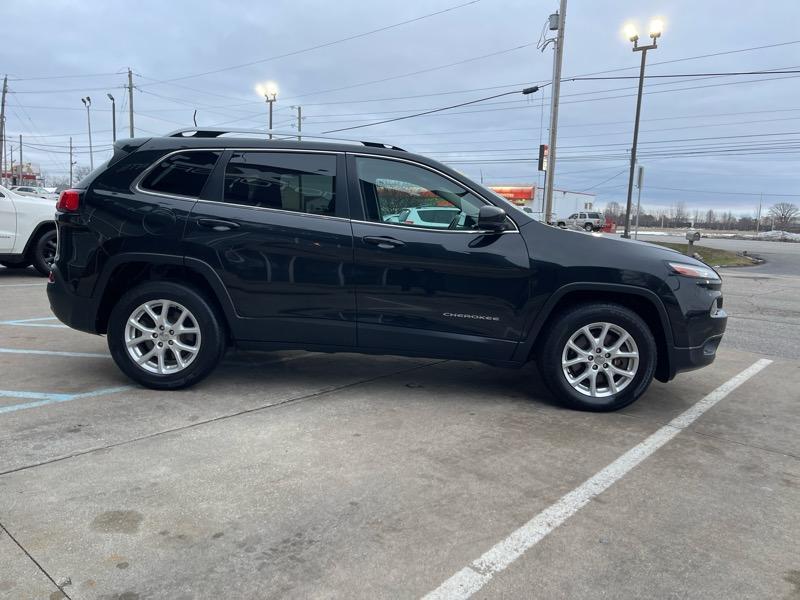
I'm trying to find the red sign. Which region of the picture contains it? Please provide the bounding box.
[489,186,534,205]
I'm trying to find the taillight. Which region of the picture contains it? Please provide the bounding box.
[56,189,81,212]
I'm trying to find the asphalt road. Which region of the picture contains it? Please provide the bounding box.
[635,234,800,276]
[0,268,798,599]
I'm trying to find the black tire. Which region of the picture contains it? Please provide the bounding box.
[30,228,57,276]
[107,281,226,390]
[557,222,566,228]
[538,303,657,411]
[584,222,593,232]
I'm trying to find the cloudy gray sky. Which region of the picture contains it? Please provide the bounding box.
[4,0,800,214]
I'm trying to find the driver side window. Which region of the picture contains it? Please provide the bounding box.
[356,156,485,231]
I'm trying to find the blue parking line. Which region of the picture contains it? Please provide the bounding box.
[0,347,108,358]
[0,386,132,414]
[0,316,68,328]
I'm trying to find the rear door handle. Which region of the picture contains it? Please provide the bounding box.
[196,218,240,232]
[363,236,405,249]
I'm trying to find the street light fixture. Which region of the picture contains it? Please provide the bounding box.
[621,18,664,238]
[256,81,279,139]
[107,93,116,143]
[81,96,94,170]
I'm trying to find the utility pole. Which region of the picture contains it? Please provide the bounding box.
[543,0,567,226]
[8,144,13,185]
[756,193,762,234]
[0,75,7,186]
[127,68,135,137]
[18,134,22,186]
[634,165,644,239]
[296,105,302,141]
[69,137,74,187]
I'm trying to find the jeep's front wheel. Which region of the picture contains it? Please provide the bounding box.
[107,282,226,390]
[539,304,657,411]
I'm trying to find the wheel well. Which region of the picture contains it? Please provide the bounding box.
[24,222,56,258]
[533,290,671,382]
[95,262,229,338]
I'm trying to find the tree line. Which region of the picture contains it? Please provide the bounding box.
[603,200,799,231]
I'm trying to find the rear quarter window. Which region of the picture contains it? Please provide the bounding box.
[140,151,221,197]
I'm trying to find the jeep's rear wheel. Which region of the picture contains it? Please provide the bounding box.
[584,222,594,231]
[539,303,656,411]
[31,228,57,275]
[107,282,226,389]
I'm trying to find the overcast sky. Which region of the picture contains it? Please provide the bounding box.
[4,0,800,214]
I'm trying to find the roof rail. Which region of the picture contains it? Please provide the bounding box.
[165,127,405,151]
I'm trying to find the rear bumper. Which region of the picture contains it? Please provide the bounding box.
[47,266,100,334]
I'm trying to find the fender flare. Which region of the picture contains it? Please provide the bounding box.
[92,252,239,325]
[21,220,57,259]
[512,282,675,367]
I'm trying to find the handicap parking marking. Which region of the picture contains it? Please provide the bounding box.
[0,347,109,358]
[0,316,67,328]
[423,358,773,600]
[0,386,132,415]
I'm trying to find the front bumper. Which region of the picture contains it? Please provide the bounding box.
[669,309,727,377]
[47,266,100,334]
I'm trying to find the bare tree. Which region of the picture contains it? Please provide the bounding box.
[604,201,622,219]
[768,202,799,229]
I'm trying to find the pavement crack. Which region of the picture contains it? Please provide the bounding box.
[0,519,72,599]
[0,359,446,478]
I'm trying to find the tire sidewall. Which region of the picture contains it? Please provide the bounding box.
[107,282,225,389]
[32,229,57,275]
[541,304,657,411]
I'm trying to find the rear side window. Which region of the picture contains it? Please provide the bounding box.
[140,151,221,197]
[589,212,601,219]
[223,152,336,216]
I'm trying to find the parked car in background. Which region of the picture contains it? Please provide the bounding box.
[10,185,58,201]
[0,184,58,275]
[48,129,727,411]
[557,211,603,231]
[397,206,463,228]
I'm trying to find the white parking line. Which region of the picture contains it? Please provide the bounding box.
[0,282,46,288]
[422,358,773,600]
[0,347,108,358]
[0,316,67,328]
[0,386,132,414]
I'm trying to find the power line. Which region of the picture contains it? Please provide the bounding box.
[321,85,542,134]
[136,0,482,86]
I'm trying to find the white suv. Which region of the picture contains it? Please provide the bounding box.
[0,184,58,275]
[556,211,603,231]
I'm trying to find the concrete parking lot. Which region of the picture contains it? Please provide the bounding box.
[1,261,799,599]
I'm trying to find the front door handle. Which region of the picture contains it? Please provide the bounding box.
[196,218,240,232]
[363,236,405,249]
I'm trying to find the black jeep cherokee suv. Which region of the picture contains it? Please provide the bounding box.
[47,129,727,411]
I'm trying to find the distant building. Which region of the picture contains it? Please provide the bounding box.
[489,185,595,220]
[1,162,42,186]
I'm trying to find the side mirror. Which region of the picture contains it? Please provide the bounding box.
[477,205,507,232]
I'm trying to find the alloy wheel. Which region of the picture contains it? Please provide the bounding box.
[124,299,202,375]
[561,322,639,398]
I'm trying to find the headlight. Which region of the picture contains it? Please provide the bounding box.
[668,261,720,280]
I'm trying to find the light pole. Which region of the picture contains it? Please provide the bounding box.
[107,93,116,143]
[256,81,279,139]
[81,96,94,170]
[621,19,663,238]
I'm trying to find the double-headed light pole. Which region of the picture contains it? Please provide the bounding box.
[621,18,663,238]
[81,96,93,170]
[256,81,279,139]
